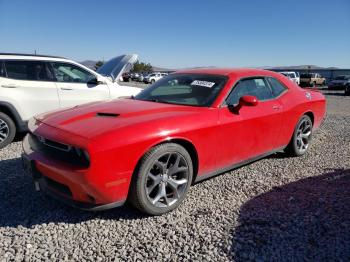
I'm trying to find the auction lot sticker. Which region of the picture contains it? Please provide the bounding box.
[191,80,216,88]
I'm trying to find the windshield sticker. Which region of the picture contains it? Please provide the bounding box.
[191,80,216,88]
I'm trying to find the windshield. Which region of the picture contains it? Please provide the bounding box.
[135,73,228,107]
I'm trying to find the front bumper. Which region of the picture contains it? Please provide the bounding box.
[22,134,126,211]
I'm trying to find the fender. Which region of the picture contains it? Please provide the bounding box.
[0,101,28,132]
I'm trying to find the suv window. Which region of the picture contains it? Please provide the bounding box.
[51,62,95,83]
[226,78,273,105]
[267,77,288,97]
[4,60,52,81]
[0,61,5,77]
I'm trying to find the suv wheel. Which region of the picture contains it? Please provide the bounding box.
[129,143,193,215]
[0,112,16,149]
[151,79,155,84]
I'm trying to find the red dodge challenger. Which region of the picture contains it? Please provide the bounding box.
[22,68,326,215]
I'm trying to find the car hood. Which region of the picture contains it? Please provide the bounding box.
[96,54,138,82]
[35,99,205,140]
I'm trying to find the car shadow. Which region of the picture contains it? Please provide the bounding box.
[0,157,146,228]
[230,168,350,261]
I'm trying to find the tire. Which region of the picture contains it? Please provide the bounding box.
[345,85,350,96]
[285,115,313,157]
[129,143,193,215]
[151,79,155,84]
[0,112,16,149]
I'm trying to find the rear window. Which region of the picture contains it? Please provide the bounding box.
[300,73,311,78]
[267,77,288,97]
[4,60,52,81]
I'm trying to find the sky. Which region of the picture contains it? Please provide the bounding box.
[0,0,349,69]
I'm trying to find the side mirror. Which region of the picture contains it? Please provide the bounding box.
[87,75,105,85]
[239,95,259,107]
[229,95,258,114]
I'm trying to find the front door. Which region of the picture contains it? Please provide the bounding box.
[217,77,283,168]
[50,62,110,108]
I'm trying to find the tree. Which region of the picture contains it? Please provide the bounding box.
[131,60,153,73]
[94,60,104,70]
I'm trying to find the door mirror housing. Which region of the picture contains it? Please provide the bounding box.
[239,95,259,107]
[229,95,258,114]
[87,75,106,86]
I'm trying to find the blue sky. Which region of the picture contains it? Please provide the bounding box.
[0,0,349,68]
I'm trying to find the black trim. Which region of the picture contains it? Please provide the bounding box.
[0,101,27,132]
[194,146,285,183]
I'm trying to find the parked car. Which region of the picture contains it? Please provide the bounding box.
[137,73,148,82]
[23,68,326,215]
[143,72,167,84]
[130,72,141,81]
[122,72,131,82]
[0,53,141,149]
[328,75,350,94]
[280,71,300,85]
[300,73,326,87]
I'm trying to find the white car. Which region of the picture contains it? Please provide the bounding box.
[143,72,168,84]
[0,53,142,149]
[280,71,300,85]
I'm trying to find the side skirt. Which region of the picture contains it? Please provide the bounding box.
[194,146,286,183]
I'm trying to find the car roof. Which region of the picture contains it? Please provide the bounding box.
[174,68,282,78]
[0,53,69,62]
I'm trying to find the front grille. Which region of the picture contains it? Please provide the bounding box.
[28,134,90,168]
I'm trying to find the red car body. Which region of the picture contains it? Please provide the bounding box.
[23,68,326,210]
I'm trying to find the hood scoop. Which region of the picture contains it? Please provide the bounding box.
[96,112,120,118]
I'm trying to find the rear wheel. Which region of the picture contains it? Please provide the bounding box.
[151,79,155,84]
[129,143,193,215]
[285,115,313,157]
[0,112,16,149]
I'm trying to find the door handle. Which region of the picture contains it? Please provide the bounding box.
[1,84,18,88]
[60,87,73,91]
[272,105,281,110]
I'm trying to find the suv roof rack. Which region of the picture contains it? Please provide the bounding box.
[0,53,66,59]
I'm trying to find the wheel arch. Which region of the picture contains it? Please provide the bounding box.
[0,101,27,132]
[132,137,199,185]
[303,111,314,125]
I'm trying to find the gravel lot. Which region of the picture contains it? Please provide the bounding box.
[0,90,349,261]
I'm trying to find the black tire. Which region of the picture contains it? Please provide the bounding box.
[129,143,193,215]
[0,112,16,149]
[285,115,313,157]
[345,85,350,96]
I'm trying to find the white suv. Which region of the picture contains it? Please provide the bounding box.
[143,72,168,84]
[280,71,300,85]
[0,53,142,149]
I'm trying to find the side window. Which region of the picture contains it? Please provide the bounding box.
[226,78,273,105]
[267,77,288,97]
[51,62,95,83]
[4,60,52,81]
[0,60,5,77]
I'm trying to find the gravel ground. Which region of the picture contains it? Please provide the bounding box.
[0,91,349,261]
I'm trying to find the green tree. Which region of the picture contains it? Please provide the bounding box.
[131,60,153,73]
[94,60,104,70]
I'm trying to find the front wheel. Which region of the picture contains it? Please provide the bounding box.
[285,115,313,157]
[0,112,16,149]
[129,143,193,215]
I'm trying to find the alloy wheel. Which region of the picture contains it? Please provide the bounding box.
[296,118,312,153]
[145,152,189,208]
[0,119,9,143]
